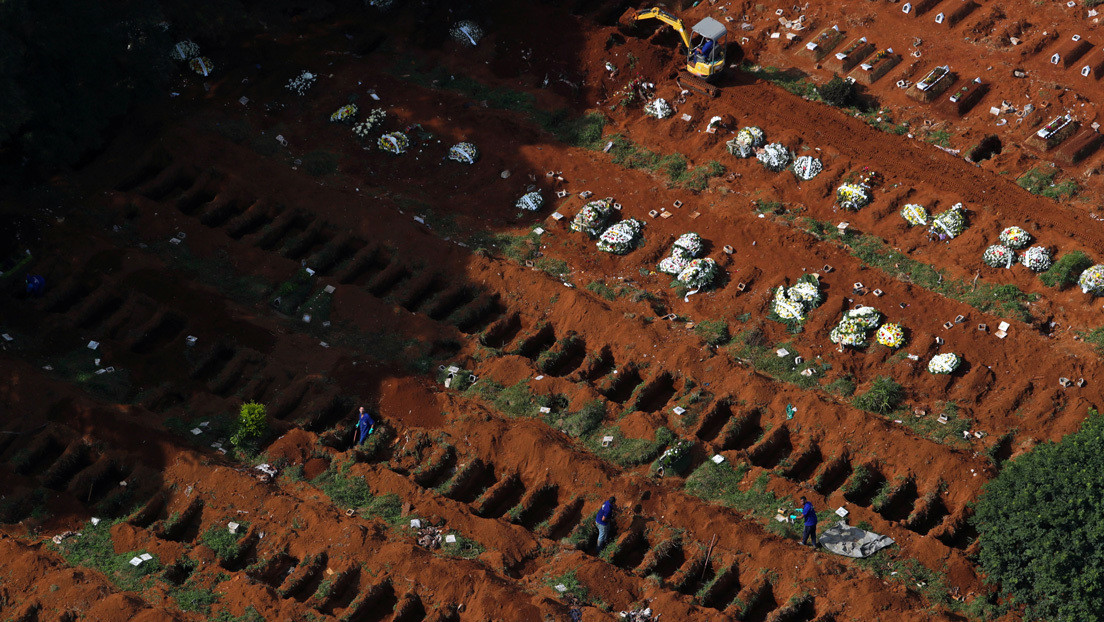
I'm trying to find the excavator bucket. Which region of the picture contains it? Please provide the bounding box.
[617,7,640,30]
[678,70,720,97]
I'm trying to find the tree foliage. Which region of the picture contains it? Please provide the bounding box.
[231,402,268,448]
[816,75,856,107]
[0,0,169,172]
[974,409,1104,621]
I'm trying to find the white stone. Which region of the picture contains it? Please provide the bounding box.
[410,519,421,528]
[445,534,457,544]
[712,454,725,464]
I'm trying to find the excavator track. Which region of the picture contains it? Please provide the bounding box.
[677,70,720,97]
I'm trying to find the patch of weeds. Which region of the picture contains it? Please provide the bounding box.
[1017,167,1079,199]
[163,246,272,305]
[825,375,856,397]
[551,400,607,437]
[742,63,819,99]
[856,108,908,135]
[1040,250,1093,289]
[211,607,265,622]
[735,312,752,323]
[466,379,546,418]
[925,129,953,148]
[685,462,789,523]
[469,231,539,263]
[753,199,783,215]
[544,569,590,604]
[731,334,827,389]
[693,320,730,346]
[853,545,956,610]
[201,522,249,562]
[52,519,162,591]
[174,582,220,614]
[535,257,570,278]
[440,533,484,559]
[852,376,905,415]
[586,426,674,467]
[587,280,617,301]
[1081,327,1104,356]
[311,466,403,524]
[272,268,315,315]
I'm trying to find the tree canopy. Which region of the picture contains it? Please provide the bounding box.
[974,409,1104,621]
[0,0,169,172]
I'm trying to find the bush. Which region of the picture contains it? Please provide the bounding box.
[853,376,904,415]
[816,75,856,107]
[974,409,1104,621]
[1039,250,1092,289]
[301,150,339,176]
[231,402,268,448]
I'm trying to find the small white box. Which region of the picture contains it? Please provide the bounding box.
[445,534,457,544]
[551,212,564,220]
[447,366,460,374]
[534,375,544,380]
[998,321,1010,331]
[87,341,100,350]
[533,227,545,235]
[776,348,790,357]
[907,354,919,361]
[1,334,12,341]
[199,421,209,427]
[539,406,551,414]
[304,267,316,276]
[680,113,692,121]
[324,285,336,294]
[673,407,686,416]
[835,507,849,518]
[186,335,198,346]
[140,553,153,561]
[601,435,615,447]
[555,584,567,592]
[369,93,380,101]
[712,454,725,464]
[410,519,421,528]
[90,517,101,525]
[169,237,182,245]
[228,521,240,533]
[129,557,143,566]
[239,96,249,105]
[191,428,203,435]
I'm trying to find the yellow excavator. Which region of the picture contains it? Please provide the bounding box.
[618,7,736,97]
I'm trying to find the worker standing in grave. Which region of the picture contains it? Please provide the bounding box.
[595,496,616,553]
[355,406,376,445]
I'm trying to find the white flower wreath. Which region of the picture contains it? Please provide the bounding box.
[644,98,674,119]
[1021,246,1052,272]
[727,126,765,158]
[450,20,483,46]
[597,219,644,254]
[286,70,317,95]
[658,255,689,275]
[672,233,703,259]
[928,352,961,374]
[516,191,544,212]
[352,109,386,137]
[448,142,479,164]
[982,245,1017,269]
[836,183,871,210]
[900,203,928,226]
[571,200,613,236]
[676,258,719,289]
[999,226,1032,250]
[170,40,200,62]
[757,143,792,172]
[792,155,822,180]
[330,104,358,123]
[1079,264,1104,295]
[930,203,967,239]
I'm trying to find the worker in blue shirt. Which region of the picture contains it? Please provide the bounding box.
[595,496,616,553]
[798,496,819,548]
[695,38,715,61]
[355,406,376,445]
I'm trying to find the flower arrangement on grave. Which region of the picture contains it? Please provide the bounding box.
[836,183,871,210]
[1021,246,1053,272]
[330,104,357,123]
[450,20,484,46]
[447,142,479,164]
[900,203,928,226]
[792,156,822,180]
[652,439,694,475]
[1079,264,1104,295]
[875,322,905,348]
[676,258,719,289]
[999,226,1031,249]
[771,275,822,322]
[860,48,892,71]
[286,70,317,95]
[352,109,386,138]
[726,126,765,158]
[928,352,961,374]
[189,57,214,77]
[643,98,673,119]
[983,244,1017,269]
[658,255,689,275]
[516,191,544,212]
[377,131,410,155]
[571,199,612,236]
[672,233,703,259]
[170,40,200,62]
[757,143,791,172]
[917,65,949,92]
[930,203,967,239]
[597,219,644,254]
[1036,114,1072,140]
[829,306,883,347]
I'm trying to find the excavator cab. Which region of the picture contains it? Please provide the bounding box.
[686,17,727,80]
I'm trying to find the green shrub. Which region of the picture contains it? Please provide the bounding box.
[974,409,1104,621]
[1017,167,1078,199]
[554,400,607,437]
[693,320,730,346]
[201,522,248,561]
[816,75,856,107]
[1040,250,1092,289]
[852,376,905,415]
[311,465,403,523]
[231,402,268,448]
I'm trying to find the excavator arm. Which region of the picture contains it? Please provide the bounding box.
[619,7,692,48]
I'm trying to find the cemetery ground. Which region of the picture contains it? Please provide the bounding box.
[4,0,1104,620]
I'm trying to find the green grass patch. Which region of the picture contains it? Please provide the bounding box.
[730,331,828,389]
[825,375,856,397]
[685,462,796,535]
[856,108,908,135]
[440,532,485,559]
[1040,250,1093,289]
[1017,167,1079,199]
[742,64,819,99]
[587,280,617,301]
[311,466,403,524]
[1081,327,1104,355]
[544,569,592,604]
[52,519,162,591]
[693,320,731,346]
[925,129,953,148]
[201,522,249,562]
[852,376,905,415]
[586,426,674,467]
